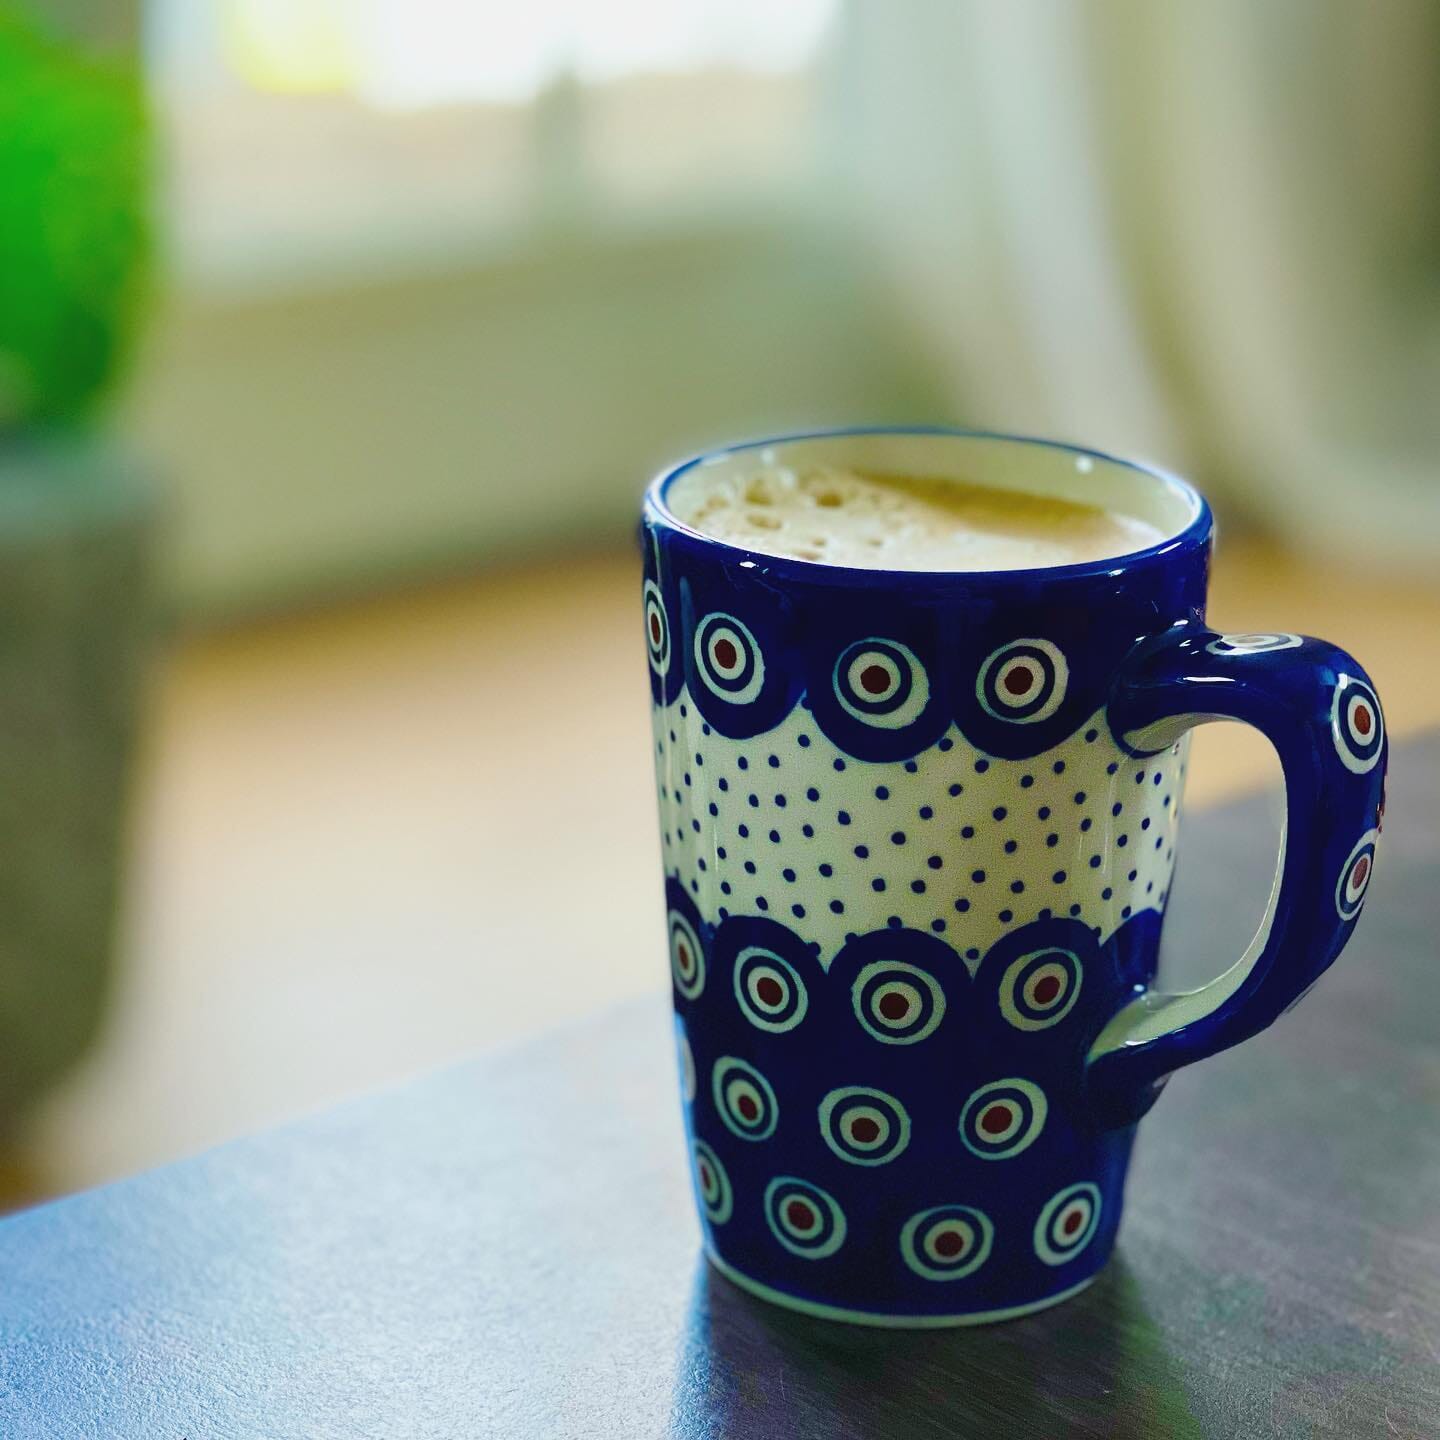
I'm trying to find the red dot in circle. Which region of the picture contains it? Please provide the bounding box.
[849,1115,880,1143]
[980,1104,1012,1136]
[1003,664,1034,696]
[1354,704,1372,737]
[932,1229,967,1258]
[878,991,911,1021]
[1351,855,1370,888]
[1062,1207,1086,1236]
[754,975,783,1007]
[1032,974,1061,1005]
[698,1161,712,1190]
[649,612,662,645]
[786,1199,815,1230]
[736,1094,759,1121]
[676,942,691,974]
[859,664,890,695]
[712,637,738,670]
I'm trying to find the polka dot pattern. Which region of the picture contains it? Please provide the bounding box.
[976,638,1069,725]
[733,946,809,1033]
[643,579,671,678]
[691,1139,733,1225]
[1033,1182,1102,1266]
[998,948,1083,1032]
[818,1085,912,1167]
[668,908,705,1000]
[1205,631,1302,656]
[1331,676,1384,775]
[959,1078,1048,1160]
[832,638,930,730]
[851,959,946,1045]
[764,1176,847,1259]
[900,1204,995,1281]
[712,1056,779,1141]
[653,697,1184,968]
[1336,828,1379,922]
[694,612,766,705]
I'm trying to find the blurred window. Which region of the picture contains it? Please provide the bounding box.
[145,0,838,288]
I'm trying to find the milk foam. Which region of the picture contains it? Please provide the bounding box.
[668,464,1167,571]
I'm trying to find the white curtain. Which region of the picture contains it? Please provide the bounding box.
[831,0,1440,568]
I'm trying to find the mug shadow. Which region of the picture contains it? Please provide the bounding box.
[667,1252,1205,1439]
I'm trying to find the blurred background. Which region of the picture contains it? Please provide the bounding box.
[1,0,1437,1206]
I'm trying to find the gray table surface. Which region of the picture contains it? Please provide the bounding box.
[0,739,1436,1438]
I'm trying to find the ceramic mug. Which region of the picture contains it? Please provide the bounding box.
[641,428,1385,1326]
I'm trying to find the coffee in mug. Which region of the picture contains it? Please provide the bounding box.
[643,427,1385,1326]
[667,462,1167,571]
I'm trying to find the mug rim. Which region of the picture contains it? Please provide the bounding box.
[644,425,1212,586]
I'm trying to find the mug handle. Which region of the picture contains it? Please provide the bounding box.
[1085,623,1387,1128]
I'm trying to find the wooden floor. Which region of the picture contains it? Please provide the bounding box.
[19,538,1440,1201]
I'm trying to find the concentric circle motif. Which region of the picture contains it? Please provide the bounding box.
[1336,828,1379,922]
[976,638,1068,724]
[733,947,809,1034]
[1205,632,1303,656]
[852,960,947,1046]
[832,638,930,730]
[763,1176,847,1259]
[669,910,705,1000]
[693,612,765,705]
[1331,676,1384,774]
[675,1017,696,1104]
[899,1204,995,1281]
[1033,1181,1102,1266]
[712,1056,779,1141]
[999,948,1083,1032]
[691,1139,732,1225]
[642,579,671,677]
[818,1086,911,1167]
[959,1078,1048,1160]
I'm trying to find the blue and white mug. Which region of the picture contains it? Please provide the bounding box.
[642,428,1385,1326]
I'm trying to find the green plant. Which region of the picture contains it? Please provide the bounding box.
[0,5,150,431]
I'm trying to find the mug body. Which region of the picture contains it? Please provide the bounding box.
[642,429,1211,1325]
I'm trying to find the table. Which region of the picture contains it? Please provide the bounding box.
[1,740,1436,1439]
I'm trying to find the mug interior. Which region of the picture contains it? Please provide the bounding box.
[657,428,1203,575]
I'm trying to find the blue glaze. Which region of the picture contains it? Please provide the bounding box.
[644,427,1386,1325]
[1086,626,1388,1125]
